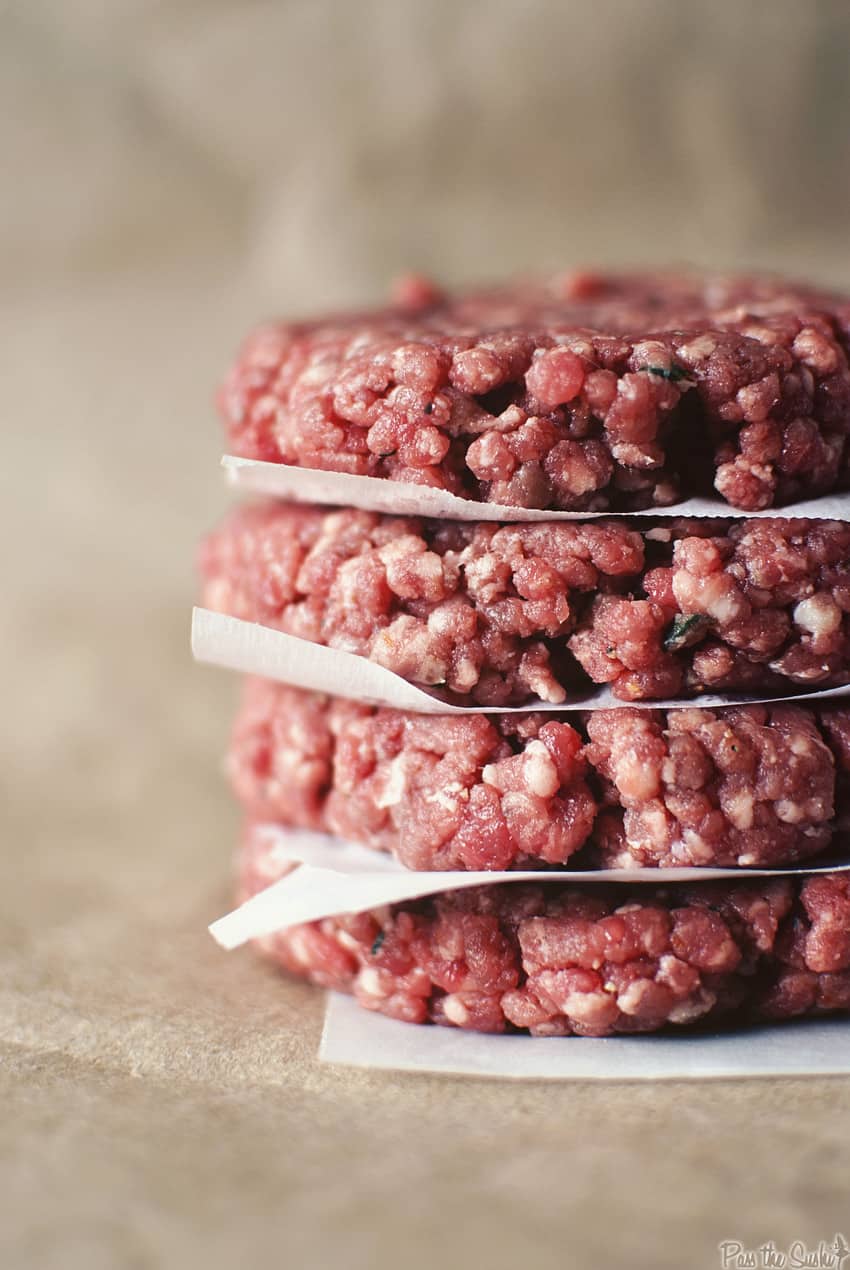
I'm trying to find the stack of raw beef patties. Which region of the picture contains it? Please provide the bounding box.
[199,271,850,1036]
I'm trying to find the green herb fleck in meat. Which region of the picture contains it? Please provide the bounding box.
[644,364,689,383]
[663,613,711,651]
[370,931,386,956]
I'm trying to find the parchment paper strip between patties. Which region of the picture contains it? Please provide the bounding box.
[209,825,850,948]
[192,608,850,714]
[223,456,850,523]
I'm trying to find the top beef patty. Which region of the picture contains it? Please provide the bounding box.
[219,271,850,512]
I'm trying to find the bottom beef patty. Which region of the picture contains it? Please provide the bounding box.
[241,825,850,1035]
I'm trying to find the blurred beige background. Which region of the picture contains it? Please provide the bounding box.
[3,3,850,1269]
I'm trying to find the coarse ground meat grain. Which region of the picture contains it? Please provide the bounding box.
[229,680,850,870]
[219,271,850,512]
[569,517,850,699]
[241,831,850,1034]
[200,503,850,703]
[199,500,644,705]
[230,680,597,870]
[584,705,842,868]
[821,710,850,831]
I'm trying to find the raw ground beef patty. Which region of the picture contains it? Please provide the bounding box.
[219,271,850,512]
[200,501,850,704]
[241,827,850,1035]
[231,679,850,870]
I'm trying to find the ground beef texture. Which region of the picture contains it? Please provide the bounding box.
[219,271,850,512]
[200,502,850,704]
[241,828,850,1035]
[230,679,850,870]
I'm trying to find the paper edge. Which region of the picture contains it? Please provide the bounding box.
[318,991,850,1079]
[223,455,850,524]
[208,826,850,949]
[192,607,850,715]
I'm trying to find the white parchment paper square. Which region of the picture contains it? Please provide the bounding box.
[223,455,850,524]
[192,607,850,715]
[320,992,850,1080]
[209,827,850,947]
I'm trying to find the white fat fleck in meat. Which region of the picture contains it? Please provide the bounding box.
[521,661,567,704]
[723,789,755,831]
[425,605,460,638]
[373,754,407,809]
[667,991,716,1024]
[793,594,842,637]
[563,991,612,1025]
[633,802,670,846]
[356,967,385,998]
[481,762,500,789]
[615,979,654,1015]
[774,798,808,825]
[610,441,664,469]
[677,333,718,362]
[335,556,371,608]
[370,619,448,684]
[441,995,470,1025]
[601,848,639,870]
[768,654,832,681]
[522,740,560,798]
[678,830,717,864]
[335,930,362,954]
[656,954,685,984]
[792,327,841,374]
[614,746,660,801]
[672,568,748,624]
[452,655,480,691]
[425,782,469,812]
